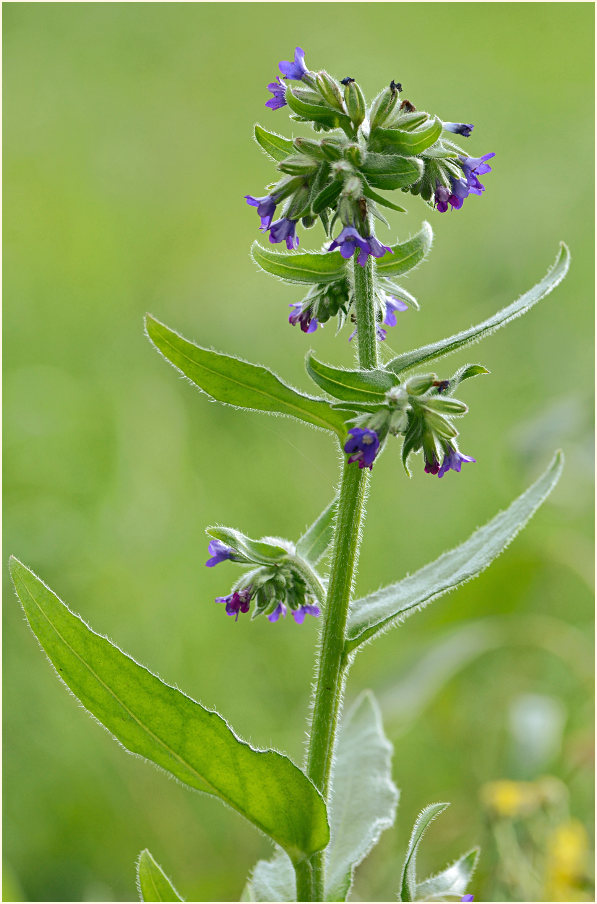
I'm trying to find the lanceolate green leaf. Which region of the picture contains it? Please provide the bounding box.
[251,241,347,285]
[136,849,184,902]
[386,243,571,374]
[286,87,353,132]
[415,848,479,901]
[369,117,442,155]
[10,559,329,863]
[325,692,399,901]
[296,495,339,565]
[312,180,343,215]
[254,124,294,162]
[346,452,563,651]
[145,316,347,439]
[399,803,449,902]
[306,351,396,403]
[360,154,424,190]
[376,221,433,278]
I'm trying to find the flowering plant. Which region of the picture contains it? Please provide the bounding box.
[10,46,570,902]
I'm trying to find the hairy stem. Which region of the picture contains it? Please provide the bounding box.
[302,254,377,900]
[295,859,314,902]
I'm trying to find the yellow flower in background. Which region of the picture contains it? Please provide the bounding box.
[544,819,591,902]
[480,779,540,819]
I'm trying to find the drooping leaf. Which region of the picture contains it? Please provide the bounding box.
[249,851,295,902]
[10,559,329,863]
[296,496,338,564]
[360,154,424,190]
[136,849,183,902]
[362,183,407,213]
[369,117,443,155]
[398,803,450,902]
[251,241,348,285]
[325,692,399,901]
[346,452,564,651]
[376,221,433,278]
[415,848,479,901]
[206,526,289,565]
[306,351,396,403]
[254,124,294,162]
[145,316,347,439]
[386,243,571,374]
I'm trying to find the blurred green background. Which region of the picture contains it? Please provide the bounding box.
[3,3,594,902]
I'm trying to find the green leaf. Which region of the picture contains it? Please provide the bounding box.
[145,315,347,439]
[10,559,330,863]
[296,496,338,565]
[251,241,348,285]
[346,452,564,651]
[254,125,294,162]
[369,117,443,155]
[206,527,289,565]
[386,243,571,374]
[415,848,479,901]
[376,221,433,278]
[362,184,407,213]
[250,851,295,902]
[136,850,184,902]
[399,803,450,902]
[437,364,490,395]
[360,154,424,190]
[325,692,399,901]
[286,87,352,132]
[306,351,396,403]
[312,180,343,215]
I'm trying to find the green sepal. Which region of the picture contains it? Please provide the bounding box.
[145,316,347,439]
[206,526,290,565]
[415,847,479,901]
[398,803,450,902]
[251,241,348,285]
[369,117,442,155]
[360,153,424,190]
[376,221,433,278]
[9,558,330,863]
[136,849,184,902]
[422,145,458,159]
[312,180,343,215]
[306,351,396,403]
[286,87,353,133]
[345,452,564,651]
[385,243,570,374]
[296,496,338,565]
[254,125,294,162]
[362,183,407,213]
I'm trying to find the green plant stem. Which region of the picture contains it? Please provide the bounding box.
[295,860,314,902]
[303,254,377,901]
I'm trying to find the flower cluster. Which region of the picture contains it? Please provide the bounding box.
[434,153,495,213]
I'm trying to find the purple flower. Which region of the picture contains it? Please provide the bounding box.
[266,77,287,110]
[292,604,321,624]
[444,122,474,137]
[245,193,279,231]
[435,152,495,213]
[205,539,235,568]
[269,218,299,250]
[329,226,392,267]
[279,47,308,81]
[215,588,252,622]
[459,152,495,194]
[461,897,474,902]
[344,427,381,470]
[435,178,469,213]
[438,446,476,477]
[289,303,318,333]
[424,451,441,475]
[268,602,287,623]
[383,294,409,327]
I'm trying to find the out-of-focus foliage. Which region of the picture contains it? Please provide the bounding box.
[3,3,593,902]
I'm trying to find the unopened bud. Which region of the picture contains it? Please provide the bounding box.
[425,397,468,415]
[424,409,458,438]
[319,139,344,161]
[344,81,366,128]
[293,137,327,160]
[278,154,320,176]
[369,85,400,131]
[406,374,437,396]
[285,185,311,220]
[316,70,345,112]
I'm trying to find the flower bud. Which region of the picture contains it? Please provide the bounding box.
[315,70,345,112]
[319,139,344,161]
[423,408,458,438]
[343,144,364,167]
[406,374,437,395]
[278,154,320,176]
[285,184,311,220]
[425,396,468,415]
[369,84,400,131]
[293,137,327,160]
[344,80,366,128]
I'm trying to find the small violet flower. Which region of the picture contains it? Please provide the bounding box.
[435,152,495,213]
[461,897,474,903]
[279,47,308,81]
[268,602,287,623]
[344,427,381,470]
[245,193,279,231]
[460,152,495,194]
[425,445,476,478]
[383,294,409,327]
[289,303,318,333]
[215,588,252,622]
[443,121,474,137]
[329,226,392,267]
[292,604,321,624]
[266,77,287,110]
[205,539,235,568]
[269,217,299,250]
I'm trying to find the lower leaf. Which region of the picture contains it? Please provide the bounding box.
[136,849,184,902]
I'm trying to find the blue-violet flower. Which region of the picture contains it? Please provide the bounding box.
[266,77,287,110]
[425,445,476,477]
[205,540,235,568]
[215,588,252,621]
[269,218,299,250]
[268,602,287,623]
[245,193,279,230]
[279,47,308,81]
[443,122,474,137]
[292,604,321,624]
[344,427,381,470]
[289,303,318,333]
[329,226,392,267]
